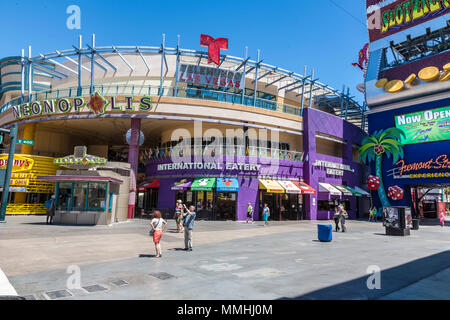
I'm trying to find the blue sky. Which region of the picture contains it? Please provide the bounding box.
[0,0,368,103]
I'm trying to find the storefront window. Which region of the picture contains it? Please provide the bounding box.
[56,182,109,212]
[217,192,236,220]
[57,182,72,210]
[87,183,107,210]
[318,200,336,211]
[72,182,88,210]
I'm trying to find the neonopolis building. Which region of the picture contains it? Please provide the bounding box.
[0,34,370,224]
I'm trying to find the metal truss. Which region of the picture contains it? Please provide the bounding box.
[3,34,366,127]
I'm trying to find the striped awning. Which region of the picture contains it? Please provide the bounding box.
[318,183,341,196]
[259,179,285,193]
[278,180,302,194]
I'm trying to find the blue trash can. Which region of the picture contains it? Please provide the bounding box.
[318,224,333,242]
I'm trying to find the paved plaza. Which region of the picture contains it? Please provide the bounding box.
[0,216,449,300]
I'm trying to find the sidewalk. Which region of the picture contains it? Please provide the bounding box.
[0,267,18,297]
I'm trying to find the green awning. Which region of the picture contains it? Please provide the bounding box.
[342,186,363,197]
[191,178,216,191]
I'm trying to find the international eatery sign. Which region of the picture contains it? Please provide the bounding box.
[11,92,153,120]
[313,160,355,176]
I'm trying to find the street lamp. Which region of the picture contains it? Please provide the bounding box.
[0,125,18,223]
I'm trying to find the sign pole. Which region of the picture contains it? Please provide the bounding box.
[0,125,17,222]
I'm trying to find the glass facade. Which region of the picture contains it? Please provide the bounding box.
[56,182,108,212]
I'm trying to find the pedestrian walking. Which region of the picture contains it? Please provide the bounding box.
[340,208,348,232]
[368,206,377,222]
[439,210,445,227]
[333,206,340,232]
[246,202,254,223]
[183,205,196,251]
[174,200,184,233]
[45,195,56,225]
[263,203,270,226]
[150,210,167,258]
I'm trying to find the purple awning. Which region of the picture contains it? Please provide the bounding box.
[171,179,192,190]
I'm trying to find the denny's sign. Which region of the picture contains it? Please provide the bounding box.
[11,93,153,120]
[0,155,34,172]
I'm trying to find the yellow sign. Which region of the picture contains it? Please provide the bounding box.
[0,155,34,172]
[10,179,29,186]
[11,173,34,179]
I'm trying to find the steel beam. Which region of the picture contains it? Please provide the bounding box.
[77,35,82,96]
[278,79,302,91]
[86,44,118,71]
[113,46,134,71]
[137,47,151,71]
[40,54,78,75]
[265,74,288,88]
[174,35,180,97]
[253,49,260,107]
[308,69,315,109]
[33,66,64,79]
[241,46,248,103]
[90,34,95,94]
[159,34,165,96]
[56,50,91,73]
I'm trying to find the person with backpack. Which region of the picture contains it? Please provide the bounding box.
[45,195,56,225]
[183,205,196,251]
[150,210,167,258]
[246,202,254,223]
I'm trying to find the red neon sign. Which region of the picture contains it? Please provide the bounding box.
[395,154,450,176]
[200,34,228,65]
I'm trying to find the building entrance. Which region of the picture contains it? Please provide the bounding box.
[410,184,450,219]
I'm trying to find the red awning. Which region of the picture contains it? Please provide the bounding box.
[293,181,316,195]
[138,179,160,191]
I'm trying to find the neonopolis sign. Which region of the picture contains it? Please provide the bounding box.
[11,93,153,120]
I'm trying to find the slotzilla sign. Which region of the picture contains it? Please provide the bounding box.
[11,93,153,120]
[313,160,354,176]
[157,162,261,172]
[178,63,244,90]
[395,105,450,144]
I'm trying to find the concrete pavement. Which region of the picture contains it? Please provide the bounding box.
[1,216,449,300]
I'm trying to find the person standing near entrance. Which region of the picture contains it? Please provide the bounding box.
[246,202,254,223]
[150,210,167,258]
[439,210,446,227]
[369,206,377,222]
[333,206,340,232]
[340,207,349,232]
[263,203,270,226]
[174,200,184,233]
[45,195,56,225]
[183,205,196,251]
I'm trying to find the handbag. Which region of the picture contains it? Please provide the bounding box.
[149,218,161,237]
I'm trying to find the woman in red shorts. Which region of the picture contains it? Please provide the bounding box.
[150,210,167,258]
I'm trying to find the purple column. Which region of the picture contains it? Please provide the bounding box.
[303,108,318,220]
[128,118,141,219]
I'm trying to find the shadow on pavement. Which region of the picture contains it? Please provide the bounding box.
[138,254,157,258]
[279,250,450,300]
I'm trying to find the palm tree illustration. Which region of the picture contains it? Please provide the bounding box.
[359,128,406,207]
